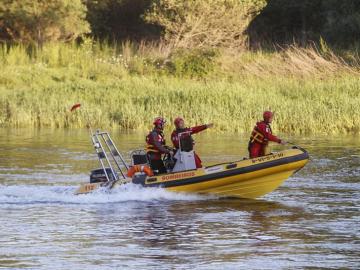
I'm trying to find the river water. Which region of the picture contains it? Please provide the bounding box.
[0,128,359,270]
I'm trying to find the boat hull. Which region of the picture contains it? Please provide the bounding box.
[130,147,309,199]
[75,147,309,199]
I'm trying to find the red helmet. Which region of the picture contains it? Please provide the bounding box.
[174,117,184,128]
[153,117,166,128]
[263,111,273,122]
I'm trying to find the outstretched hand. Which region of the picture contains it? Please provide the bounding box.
[206,123,214,128]
[280,140,287,145]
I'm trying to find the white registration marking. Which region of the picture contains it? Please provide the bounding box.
[205,165,223,174]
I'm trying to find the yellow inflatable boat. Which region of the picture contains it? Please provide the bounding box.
[75,130,309,199]
[128,147,309,199]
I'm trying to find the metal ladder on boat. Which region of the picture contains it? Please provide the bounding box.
[91,130,129,187]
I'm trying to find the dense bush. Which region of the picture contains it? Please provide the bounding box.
[248,0,360,48]
[85,0,161,41]
[168,49,218,78]
[145,0,266,49]
[0,0,89,45]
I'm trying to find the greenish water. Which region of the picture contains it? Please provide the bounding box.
[0,128,359,269]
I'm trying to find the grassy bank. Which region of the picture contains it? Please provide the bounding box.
[0,42,359,134]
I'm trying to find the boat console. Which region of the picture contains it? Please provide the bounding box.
[172,132,197,172]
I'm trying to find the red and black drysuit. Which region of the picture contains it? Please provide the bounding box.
[146,128,170,174]
[171,125,207,168]
[248,121,281,158]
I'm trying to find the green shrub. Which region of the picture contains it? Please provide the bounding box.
[0,0,89,45]
[169,49,218,78]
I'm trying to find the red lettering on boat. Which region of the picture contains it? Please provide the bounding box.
[161,172,196,181]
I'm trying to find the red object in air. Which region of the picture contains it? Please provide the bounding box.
[70,103,81,112]
[263,111,273,122]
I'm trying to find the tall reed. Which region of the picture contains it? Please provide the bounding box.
[0,41,359,134]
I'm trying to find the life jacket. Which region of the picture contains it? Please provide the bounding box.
[172,128,194,149]
[249,122,272,145]
[146,129,166,153]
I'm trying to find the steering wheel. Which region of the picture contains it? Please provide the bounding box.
[163,150,176,170]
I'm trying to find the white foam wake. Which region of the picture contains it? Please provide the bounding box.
[0,184,213,205]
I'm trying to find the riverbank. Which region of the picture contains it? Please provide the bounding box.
[0,42,359,134]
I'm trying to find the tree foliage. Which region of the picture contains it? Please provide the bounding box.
[85,0,161,41]
[248,0,360,47]
[0,0,359,49]
[0,0,89,45]
[145,0,266,49]
[322,0,360,45]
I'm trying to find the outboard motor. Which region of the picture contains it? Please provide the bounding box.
[90,168,117,183]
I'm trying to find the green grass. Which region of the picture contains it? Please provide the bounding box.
[0,41,359,134]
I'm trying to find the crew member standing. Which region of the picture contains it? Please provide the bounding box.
[171,117,213,168]
[146,117,173,174]
[248,111,286,158]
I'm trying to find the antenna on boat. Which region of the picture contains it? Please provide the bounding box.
[70,103,129,188]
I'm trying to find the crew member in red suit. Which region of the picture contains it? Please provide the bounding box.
[248,111,287,158]
[146,117,173,174]
[171,117,213,168]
